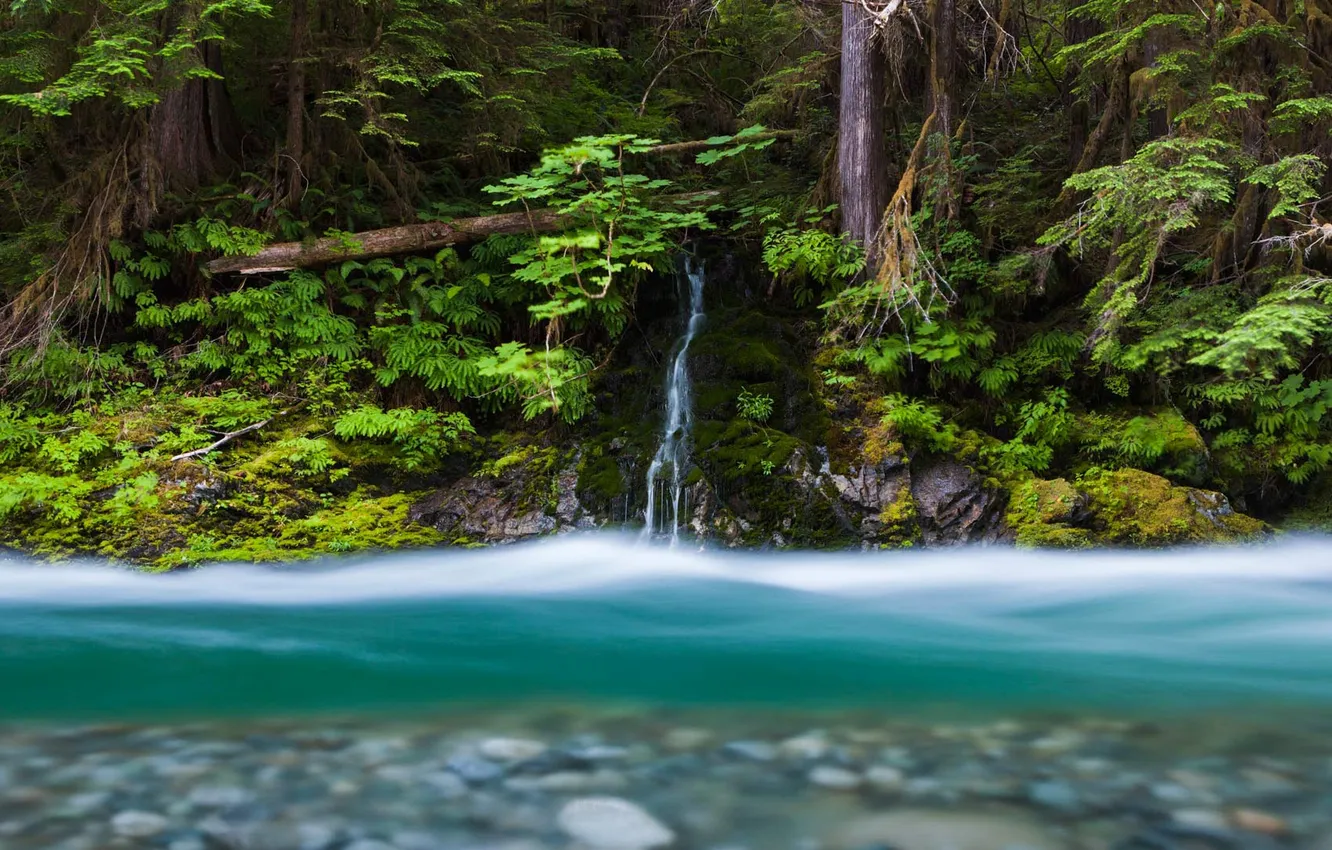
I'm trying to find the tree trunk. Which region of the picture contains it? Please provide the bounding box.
[147,41,238,192]
[1064,11,1102,169]
[838,0,888,265]
[929,0,957,140]
[1143,29,1170,139]
[928,0,959,218]
[283,0,310,209]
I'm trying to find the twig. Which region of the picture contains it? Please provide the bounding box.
[169,416,276,462]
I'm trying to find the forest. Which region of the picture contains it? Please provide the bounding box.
[1,0,1330,563]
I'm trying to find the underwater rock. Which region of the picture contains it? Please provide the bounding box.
[830,809,1065,850]
[864,765,905,791]
[809,766,863,790]
[479,738,548,763]
[111,810,169,838]
[557,797,676,850]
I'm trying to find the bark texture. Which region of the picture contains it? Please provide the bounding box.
[928,0,957,140]
[146,42,238,193]
[283,0,310,209]
[838,0,888,264]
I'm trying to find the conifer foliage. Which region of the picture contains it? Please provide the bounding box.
[0,0,1330,537]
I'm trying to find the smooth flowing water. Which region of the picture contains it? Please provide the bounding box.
[642,262,706,543]
[4,537,1332,850]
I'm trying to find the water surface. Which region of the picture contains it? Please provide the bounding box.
[3,537,1331,850]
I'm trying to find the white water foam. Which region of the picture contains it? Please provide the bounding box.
[0,534,1328,608]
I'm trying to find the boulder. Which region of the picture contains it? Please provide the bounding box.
[410,476,555,542]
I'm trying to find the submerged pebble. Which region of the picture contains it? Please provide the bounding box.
[480,738,548,763]
[809,766,862,790]
[557,796,676,849]
[0,711,1327,850]
[111,810,169,838]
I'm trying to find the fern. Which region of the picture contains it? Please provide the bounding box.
[881,394,957,453]
[333,405,474,471]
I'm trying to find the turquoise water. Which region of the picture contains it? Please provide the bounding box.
[5,537,1332,850]
[2,535,1330,720]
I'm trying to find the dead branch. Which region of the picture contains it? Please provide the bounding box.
[169,416,276,462]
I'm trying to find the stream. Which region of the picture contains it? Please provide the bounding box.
[1,538,1331,849]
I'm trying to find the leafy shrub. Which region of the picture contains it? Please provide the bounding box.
[736,387,775,423]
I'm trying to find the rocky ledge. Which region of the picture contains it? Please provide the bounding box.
[406,439,1266,549]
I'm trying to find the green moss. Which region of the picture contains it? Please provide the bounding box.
[577,453,624,499]
[1005,478,1094,549]
[862,423,905,466]
[1077,468,1265,546]
[1001,470,1267,548]
[276,491,445,554]
[874,480,920,547]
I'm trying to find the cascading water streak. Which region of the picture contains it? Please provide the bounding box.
[642,260,706,543]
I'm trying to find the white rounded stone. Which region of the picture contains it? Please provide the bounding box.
[557,797,676,850]
[479,737,548,763]
[809,766,863,790]
[111,810,169,838]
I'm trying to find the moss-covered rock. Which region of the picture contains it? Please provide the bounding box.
[1005,478,1094,549]
[1007,469,1267,548]
[1079,468,1266,545]
[410,439,595,543]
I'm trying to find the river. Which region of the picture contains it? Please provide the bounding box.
[1,536,1329,849]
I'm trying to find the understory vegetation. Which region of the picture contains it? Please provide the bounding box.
[1,0,1329,561]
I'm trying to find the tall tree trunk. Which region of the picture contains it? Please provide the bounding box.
[1064,10,1101,169]
[928,0,957,140]
[140,40,238,227]
[283,0,310,209]
[1143,29,1170,139]
[838,0,888,265]
[147,42,238,192]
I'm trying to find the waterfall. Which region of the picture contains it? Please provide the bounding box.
[642,261,706,543]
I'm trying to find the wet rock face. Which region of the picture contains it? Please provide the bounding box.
[910,461,1009,546]
[409,457,596,544]
[410,477,557,542]
[829,456,909,513]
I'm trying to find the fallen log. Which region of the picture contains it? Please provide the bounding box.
[207,191,720,276]
[207,209,565,275]
[207,130,795,275]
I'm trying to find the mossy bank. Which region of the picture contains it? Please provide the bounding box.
[0,289,1279,567]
